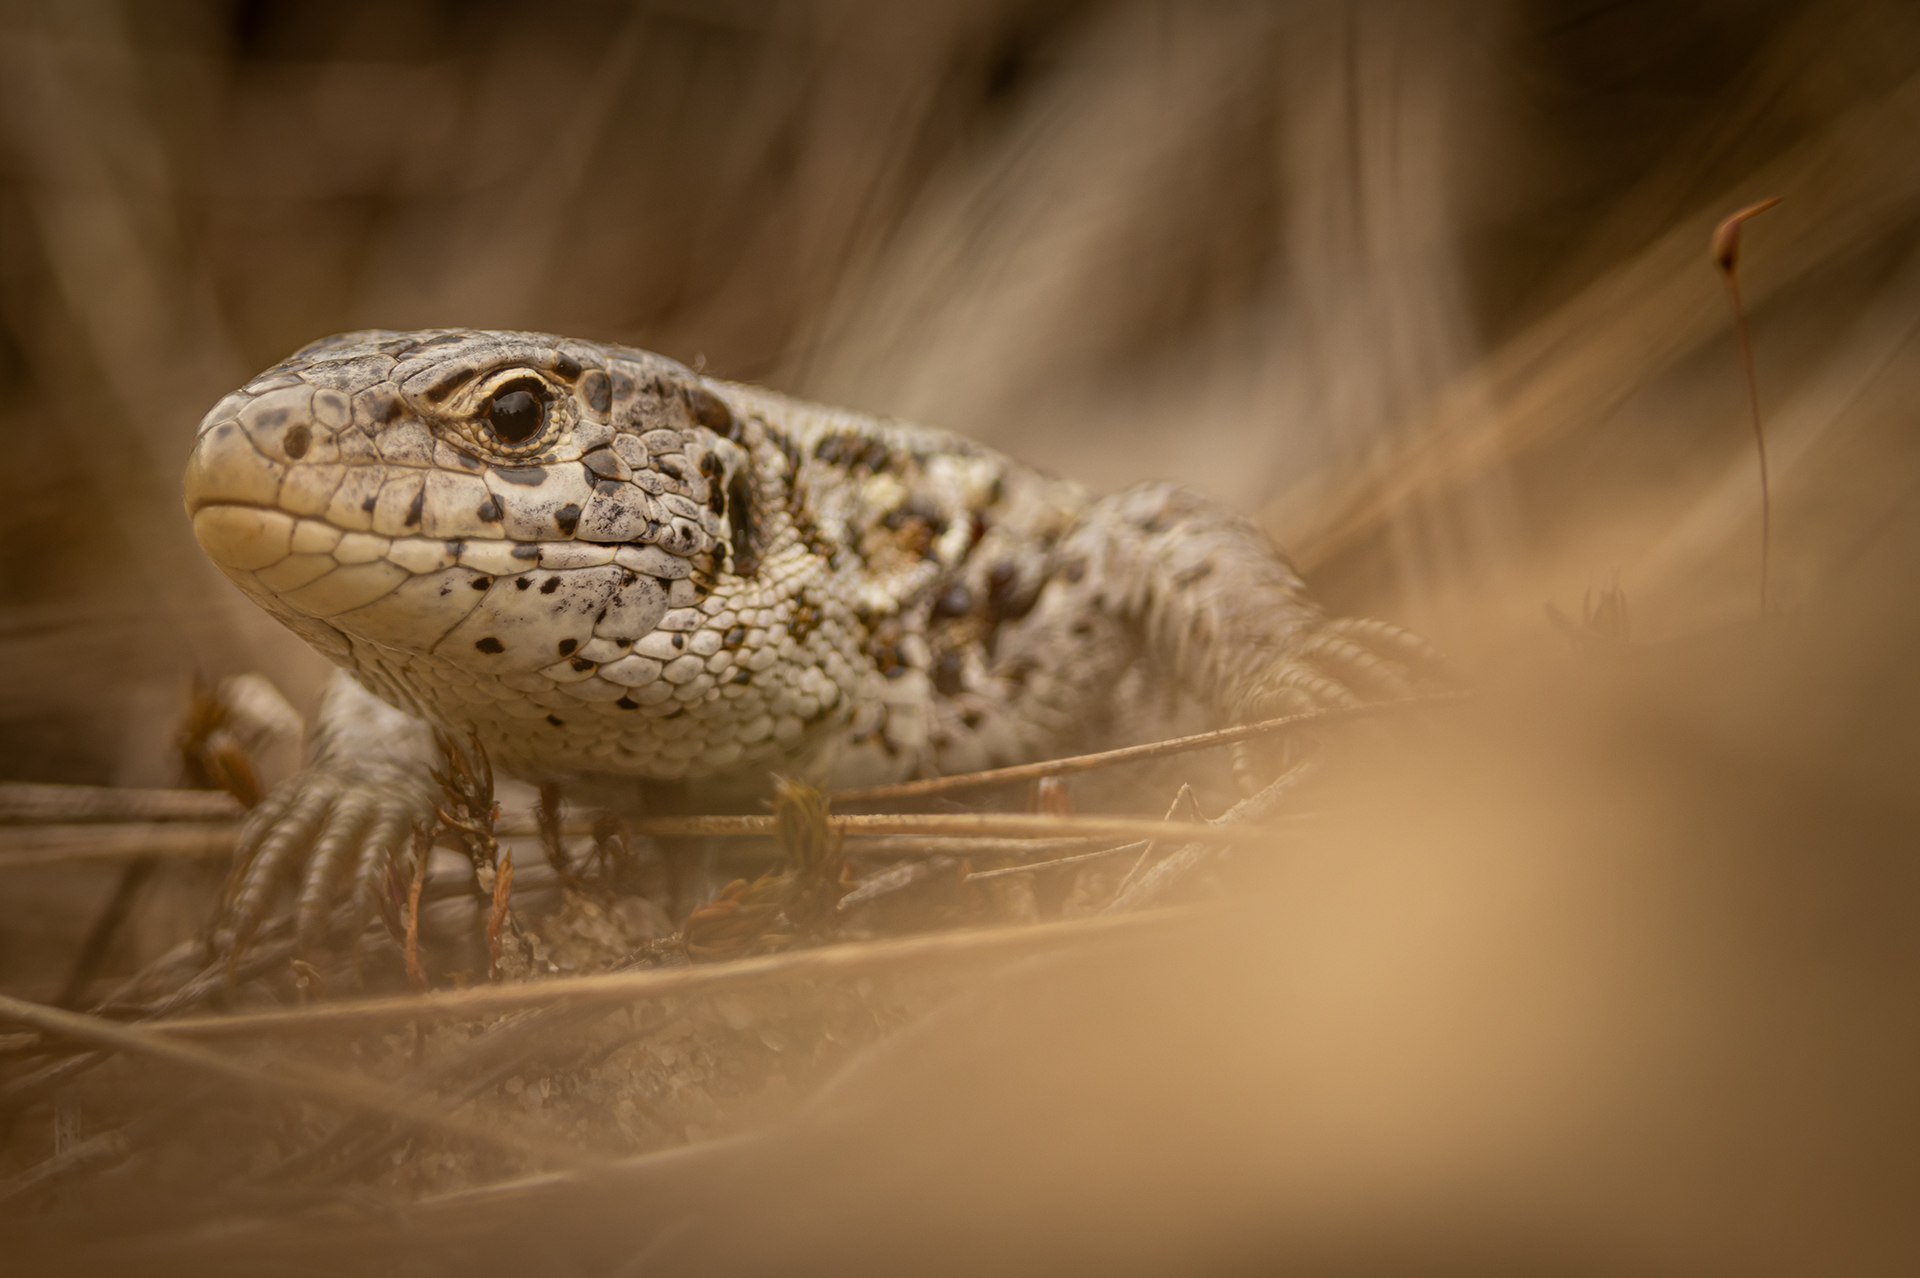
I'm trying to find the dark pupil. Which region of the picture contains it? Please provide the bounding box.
[486,388,543,444]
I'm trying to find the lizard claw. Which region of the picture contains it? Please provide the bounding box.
[219,762,432,961]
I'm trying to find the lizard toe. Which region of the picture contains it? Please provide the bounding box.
[1325,616,1453,685]
[219,764,433,963]
[294,794,379,955]
[1294,631,1415,699]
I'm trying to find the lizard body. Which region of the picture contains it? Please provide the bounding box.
[184,329,1433,948]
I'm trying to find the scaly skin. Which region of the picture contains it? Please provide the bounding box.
[184,329,1439,952]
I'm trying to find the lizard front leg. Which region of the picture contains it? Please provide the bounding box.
[218,669,439,959]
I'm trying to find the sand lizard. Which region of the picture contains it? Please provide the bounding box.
[183,329,1438,952]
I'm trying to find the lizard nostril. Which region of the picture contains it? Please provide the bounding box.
[283,424,310,459]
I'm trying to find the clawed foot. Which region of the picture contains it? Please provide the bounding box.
[1244,616,1452,719]
[217,761,433,961]
[1228,617,1454,791]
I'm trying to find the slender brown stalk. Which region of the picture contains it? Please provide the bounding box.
[830,692,1471,804]
[1711,195,1782,616]
[964,840,1150,882]
[0,822,238,869]
[0,993,577,1165]
[0,782,242,824]
[625,812,1304,845]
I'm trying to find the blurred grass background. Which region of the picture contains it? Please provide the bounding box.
[5,4,1920,1249]
[0,0,1916,780]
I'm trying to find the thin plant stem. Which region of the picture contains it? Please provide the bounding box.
[1711,195,1781,617]
[1725,269,1770,614]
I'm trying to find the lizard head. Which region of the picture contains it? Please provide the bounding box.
[184,329,754,709]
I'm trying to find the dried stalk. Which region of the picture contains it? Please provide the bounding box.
[144,908,1200,1042]
[0,782,242,825]
[1104,759,1323,913]
[0,698,1465,873]
[0,993,580,1166]
[1711,195,1783,616]
[964,840,1150,882]
[830,693,1469,804]
[0,822,238,869]
[842,836,1104,858]
[627,812,1301,845]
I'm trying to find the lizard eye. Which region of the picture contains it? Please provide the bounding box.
[483,381,548,446]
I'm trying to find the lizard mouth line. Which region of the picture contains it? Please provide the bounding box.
[191,502,695,676]
[190,501,689,584]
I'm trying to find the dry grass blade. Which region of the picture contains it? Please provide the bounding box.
[0,822,238,869]
[964,840,1150,882]
[140,909,1201,1042]
[630,812,1301,845]
[842,836,1107,859]
[0,783,242,824]
[0,993,583,1166]
[1105,756,1322,913]
[829,694,1469,804]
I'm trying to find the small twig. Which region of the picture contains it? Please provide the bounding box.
[0,822,238,870]
[1109,784,1206,903]
[830,693,1471,804]
[0,782,242,825]
[1711,195,1782,616]
[625,812,1297,845]
[1104,757,1323,914]
[965,840,1150,882]
[841,836,1107,859]
[487,850,514,983]
[838,858,956,909]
